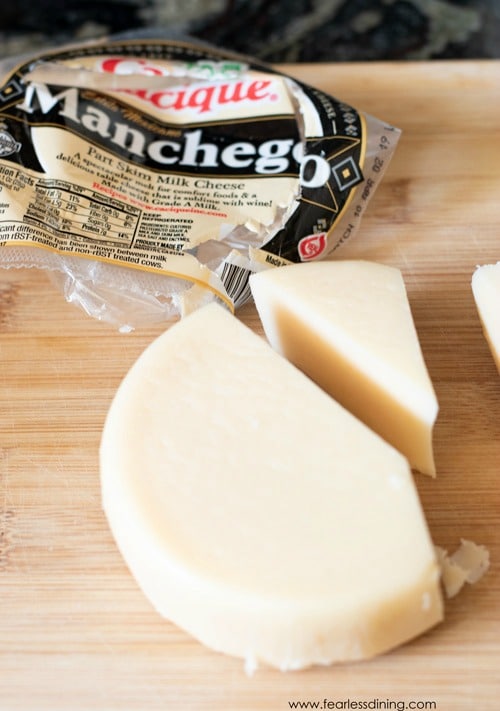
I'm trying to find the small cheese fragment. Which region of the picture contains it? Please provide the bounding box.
[250,260,439,476]
[436,540,490,598]
[471,263,500,372]
[100,303,443,670]
[435,548,469,598]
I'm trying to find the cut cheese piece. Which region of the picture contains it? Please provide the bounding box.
[471,262,500,372]
[250,260,439,476]
[100,302,443,671]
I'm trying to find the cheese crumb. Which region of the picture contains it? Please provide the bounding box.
[436,539,490,598]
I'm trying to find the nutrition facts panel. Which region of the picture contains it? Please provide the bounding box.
[24,178,141,247]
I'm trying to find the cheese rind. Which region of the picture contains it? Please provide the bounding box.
[250,260,439,476]
[100,302,443,670]
[471,263,500,372]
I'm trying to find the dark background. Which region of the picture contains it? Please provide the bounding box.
[0,0,498,63]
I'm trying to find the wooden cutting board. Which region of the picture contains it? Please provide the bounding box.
[1,60,499,711]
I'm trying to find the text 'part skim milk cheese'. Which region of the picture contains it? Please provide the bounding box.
[100,302,443,671]
[250,260,439,476]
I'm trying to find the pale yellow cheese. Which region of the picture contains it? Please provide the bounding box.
[471,262,500,372]
[100,302,442,670]
[250,260,439,476]
[436,540,490,598]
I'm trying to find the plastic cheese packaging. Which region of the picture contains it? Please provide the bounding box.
[471,262,500,372]
[100,302,443,671]
[250,260,439,476]
[0,32,399,330]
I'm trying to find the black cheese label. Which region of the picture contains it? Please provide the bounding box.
[0,35,399,321]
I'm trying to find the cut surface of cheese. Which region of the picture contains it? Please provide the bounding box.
[250,260,439,476]
[471,262,500,372]
[100,302,443,671]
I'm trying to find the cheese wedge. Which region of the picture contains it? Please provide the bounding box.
[250,260,439,476]
[100,302,442,670]
[471,263,500,372]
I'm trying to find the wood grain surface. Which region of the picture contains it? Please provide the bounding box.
[1,60,499,711]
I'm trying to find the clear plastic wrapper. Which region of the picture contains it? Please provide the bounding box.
[0,31,400,330]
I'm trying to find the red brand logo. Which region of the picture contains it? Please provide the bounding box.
[99,58,275,114]
[298,232,327,261]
